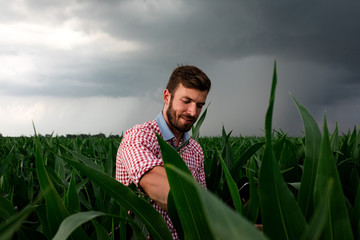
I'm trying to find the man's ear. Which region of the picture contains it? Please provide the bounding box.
[163,89,171,105]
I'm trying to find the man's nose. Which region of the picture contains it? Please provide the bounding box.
[187,103,197,117]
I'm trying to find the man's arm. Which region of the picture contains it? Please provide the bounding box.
[139,166,170,211]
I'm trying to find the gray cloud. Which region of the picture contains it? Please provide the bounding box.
[0,0,359,136]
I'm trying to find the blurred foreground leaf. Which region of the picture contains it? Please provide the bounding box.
[165,164,267,239]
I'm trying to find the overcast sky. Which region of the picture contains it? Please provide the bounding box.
[0,0,359,137]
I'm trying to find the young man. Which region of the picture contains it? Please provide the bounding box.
[116,65,211,239]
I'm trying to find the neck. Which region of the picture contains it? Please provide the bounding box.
[162,109,183,142]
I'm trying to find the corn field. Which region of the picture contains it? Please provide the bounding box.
[1,64,359,239]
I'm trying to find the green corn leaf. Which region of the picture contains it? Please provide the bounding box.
[0,197,14,220]
[0,146,14,177]
[35,137,72,238]
[247,157,259,223]
[157,134,212,239]
[54,153,66,183]
[230,142,265,180]
[156,133,192,175]
[217,148,243,214]
[92,182,106,211]
[167,193,184,240]
[105,143,114,176]
[62,156,172,240]
[259,62,308,240]
[224,140,235,169]
[53,211,105,240]
[330,123,339,154]
[349,126,359,167]
[191,104,209,142]
[0,204,34,240]
[35,204,51,238]
[206,153,222,193]
[127,215,148,240]
[300,179,333,240]
[15,226,47,240]
[61,146,101,171]
[118,207,127,240]
[221,125,232,148]
[292,95,322,220]
[313,116,354,240]
[273,134,287,162]
[156,131,192,239]
[65,172,80,213]
[165,164,268,239]
[353,183,360,239]
[93,211,146,240]
[92,220,111,240]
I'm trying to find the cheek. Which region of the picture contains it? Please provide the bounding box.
[176,103,187,112]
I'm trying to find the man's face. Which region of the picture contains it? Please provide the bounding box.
[164,83,208,135]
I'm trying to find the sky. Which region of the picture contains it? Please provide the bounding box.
[0,0,359,137]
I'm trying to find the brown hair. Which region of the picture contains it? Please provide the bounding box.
[166,65,211,93]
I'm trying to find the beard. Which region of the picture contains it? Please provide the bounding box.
[166,96,196,133]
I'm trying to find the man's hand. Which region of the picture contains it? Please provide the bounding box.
[139,166,170,211]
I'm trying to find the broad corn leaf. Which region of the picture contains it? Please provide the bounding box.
[259,63,307,240]
[165,164,267,240]
[157,134,212,239]
[217,148,243,214]
[156,133,192,175]
[313,116,353,240]
[65,172,80,213]
[300,179,333,240]
[292,95,322,220]
[53,211,105,240]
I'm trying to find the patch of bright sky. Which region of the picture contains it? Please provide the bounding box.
[0,95,163,136]
[0,21,141,51]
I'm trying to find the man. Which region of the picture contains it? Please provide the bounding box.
[116,65,211,239]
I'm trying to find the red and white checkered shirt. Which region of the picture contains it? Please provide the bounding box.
[116,115,206,239]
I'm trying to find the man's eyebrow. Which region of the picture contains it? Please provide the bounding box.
[182,97,193,100]
[182,96,206,105]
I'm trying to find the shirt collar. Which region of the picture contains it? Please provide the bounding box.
[156,112,190,142]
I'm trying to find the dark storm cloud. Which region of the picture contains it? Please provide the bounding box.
[87,0,360,64]
[68,0,360,98]
[2,0,359,98]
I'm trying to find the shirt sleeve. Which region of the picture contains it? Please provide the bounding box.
[117,129,163,187]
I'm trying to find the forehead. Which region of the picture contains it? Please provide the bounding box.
[172,83,208,101]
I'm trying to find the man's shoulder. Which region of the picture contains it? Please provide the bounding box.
[123,120,161,140]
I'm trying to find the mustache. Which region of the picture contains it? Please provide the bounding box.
[180,114,196,121]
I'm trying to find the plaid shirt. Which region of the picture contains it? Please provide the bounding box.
[116,112,206,239]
